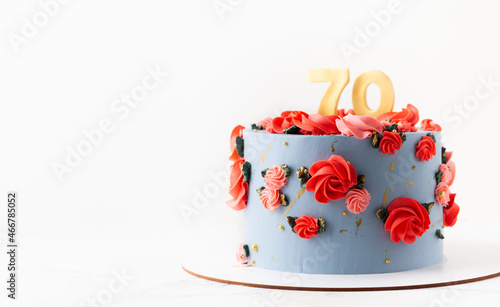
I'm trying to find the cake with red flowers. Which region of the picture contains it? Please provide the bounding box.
[227,70,459,274]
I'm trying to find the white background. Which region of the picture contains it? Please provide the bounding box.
[0,0,499,306]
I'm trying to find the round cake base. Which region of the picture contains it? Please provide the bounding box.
[182,220,500,291]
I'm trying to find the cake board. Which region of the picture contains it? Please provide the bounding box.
[182,220,500,291]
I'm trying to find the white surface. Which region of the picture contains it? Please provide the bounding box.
[184,220,500,290]
[0,0,500,306]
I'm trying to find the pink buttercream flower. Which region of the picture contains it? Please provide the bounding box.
[335,114,384,139]
[445,151,456,186]
[264,165,288,190]
[435,182,451,206]
[439,164,452,185]
[260,188,281,211]
[446,160,456,186]
[257,117,272,130]
[381,120,392,128]
[345,188,371,214]
[236,243,249,264]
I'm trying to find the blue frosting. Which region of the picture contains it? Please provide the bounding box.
[243,130,443,274]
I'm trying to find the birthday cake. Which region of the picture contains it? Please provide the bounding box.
[227,69,459,274]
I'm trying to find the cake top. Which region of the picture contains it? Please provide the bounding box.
[250,104,441,136]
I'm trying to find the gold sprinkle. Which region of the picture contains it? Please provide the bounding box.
[340,229,347,233]
[277,188,305,226]
[331,144,335,152]
[257,152,266,166]
[347,161,351,164]
[253,129,258,132]
[251,244,258,251]
[355,217,362,236]
[438,191,445,198]
[442,225,446,229]
[343,211,347,216]
[280,193,287,206]
[251,260,255,264]
[389,161,395,172]
[382,189,389,208]
[385,259,391,264]
[267,145,271,151]
[412,166,417,170]
[279,225,284,230]
[283,142,288,145]
[403,180,414,193]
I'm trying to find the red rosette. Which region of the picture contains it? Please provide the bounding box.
[384,197,431,244]
[306,155,357,203]
[293,215,320,239]
[226,158,248,210]
[379,131,403,155]
[416,135,436,161]
[443,193,459,227]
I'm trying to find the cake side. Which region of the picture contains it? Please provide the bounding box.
[242,131,443,274]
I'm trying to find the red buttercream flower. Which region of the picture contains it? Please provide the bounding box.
[270,111,309,134]
[264,165,288,190]
[416,135,436,161]
[293,215,320,239]
[443,193,459,227]
[421,119,442,131]
[226,158,248,210]
[294,113,341,135]
[377,104,419,126]
[379,131,403,155]
[435,182,450,206]
[337,108,355,117]
[306,155,357,203]
[260,188,281,211]
[397,121,418,132]
[384,197,431,244]
[229,125,245,162]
